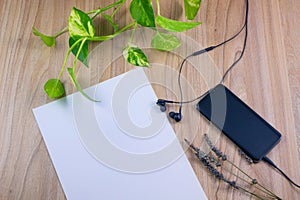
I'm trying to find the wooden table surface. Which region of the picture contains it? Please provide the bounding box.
[1,0,300,199]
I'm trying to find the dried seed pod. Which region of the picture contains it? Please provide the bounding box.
[222,155,227,161]
[252,179,258,185]
[229,181,238,189]
[224,180,239,189]
[204,134,223,157]
[198,154,225,181]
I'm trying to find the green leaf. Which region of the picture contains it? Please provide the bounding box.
[102,13,119,31]
[67,68,100,102]
[151,32,181,51]
[69,7,95,38]
[184,0,202,20]
[123,46,149,67]
[155,15,201,32]
[44,79,65,98]
[32,27,56,47]
[69,37,89,67]
[130,0,155,27]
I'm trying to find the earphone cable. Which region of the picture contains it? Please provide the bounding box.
[177,0,249,111]
[263,156,300,188]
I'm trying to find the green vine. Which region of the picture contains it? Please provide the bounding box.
[32,0,202,100]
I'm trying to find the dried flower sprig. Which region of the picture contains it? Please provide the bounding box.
[185,139,238,188]
[203,134,282,200]
[185,136,282,200]
[185,140,221,178]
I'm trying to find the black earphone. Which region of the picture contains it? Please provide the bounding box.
[156,99,182,121]
[156,99,183,122]
[157,0,249,122]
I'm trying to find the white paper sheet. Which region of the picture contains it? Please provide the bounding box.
[33,68,207,200]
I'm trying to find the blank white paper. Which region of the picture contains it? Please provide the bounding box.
[33,68,207,200]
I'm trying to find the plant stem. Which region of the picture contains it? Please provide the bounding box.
[88,22,135,41]
[111,0,126,18]
[226,159,280,199]
[73,38,87,71]
[129,22,137,44]
[220,163,279,199]
[57,38,83,80]
[53,26,68,38]
[91,0,126,20]
[156,0,161,16]
[235,186,267,200]
[226,159,252,180]
[221,165,252,185]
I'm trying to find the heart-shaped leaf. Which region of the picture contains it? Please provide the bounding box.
[184,0,202,20]
[155,15,201,32]
[32,27,56,47]
[123,46,149,67]
[69,37,89,67]
[44,79,65,98]
[67,68,100,102]
[151,32,181,51]
[130,0,155,27]
[69,7,95,38]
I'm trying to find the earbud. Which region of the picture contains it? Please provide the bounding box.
[156,99,166,112]
[169,111,182,122]
[156,99,182,122]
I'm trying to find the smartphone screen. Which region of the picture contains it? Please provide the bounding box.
[196,84,281,162]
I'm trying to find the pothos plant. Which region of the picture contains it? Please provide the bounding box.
[33,0,202,101]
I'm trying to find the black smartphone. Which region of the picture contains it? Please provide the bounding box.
[196,84,282,162]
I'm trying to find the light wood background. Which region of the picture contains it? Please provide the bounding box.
[1,0,300,199]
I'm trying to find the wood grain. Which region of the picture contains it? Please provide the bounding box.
[1,0,300,199]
